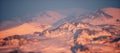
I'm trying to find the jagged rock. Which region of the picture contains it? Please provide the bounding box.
[92,36,108,41]
[110,36,120,43]
[71,44,89,53]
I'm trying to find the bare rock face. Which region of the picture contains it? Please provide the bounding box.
[0,8,120,53]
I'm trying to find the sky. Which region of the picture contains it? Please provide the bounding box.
[0,0,120,22]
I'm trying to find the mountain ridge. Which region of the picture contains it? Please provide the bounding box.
[0,7,120,53]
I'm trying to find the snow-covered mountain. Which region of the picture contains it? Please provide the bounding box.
[0,7,120,53]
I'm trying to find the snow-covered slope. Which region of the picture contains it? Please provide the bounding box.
[81,7,120,25]
[32,10,66,25]
[0,23,51,38]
